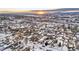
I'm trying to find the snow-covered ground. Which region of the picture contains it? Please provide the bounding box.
[0,15,79,51]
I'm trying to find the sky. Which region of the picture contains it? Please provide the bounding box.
[0,0,78,12]
[0,0,78,10]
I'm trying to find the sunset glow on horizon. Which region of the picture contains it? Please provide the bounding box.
[0,9,32,13]
[0,9,49,15]
[35,11,47,14]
